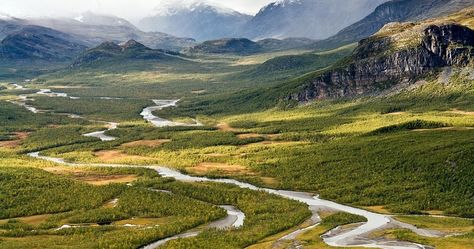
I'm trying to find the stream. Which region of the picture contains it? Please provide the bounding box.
[28,152,437,249]
[140,99,202,127]
[8,85,201,139]
[12,83,437,249]
[142,205,245,249]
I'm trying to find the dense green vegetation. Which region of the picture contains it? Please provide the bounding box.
[30,96,152,121]
[136,179,310,249]
[1,11,473,247]
[0,165,310,249]
[0,167,122,218]
[0,102,86,133]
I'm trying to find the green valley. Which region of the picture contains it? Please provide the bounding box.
[0,2,473,249]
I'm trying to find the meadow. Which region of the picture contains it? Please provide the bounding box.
[0,36,473,248]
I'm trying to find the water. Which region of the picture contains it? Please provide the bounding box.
[140,100,202,127]
[27,152,431,249]
[83,122,118,141]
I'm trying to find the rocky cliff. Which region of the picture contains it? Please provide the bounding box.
[288,22,474,102]
[312,0,474,51]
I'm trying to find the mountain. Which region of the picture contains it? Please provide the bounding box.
[0,15,26,40]
[138,2,252,41]
[0,25,88,60]
[72,40,182,67]
[190,38,262,55]
[189,37,317,55]
[72,11,136,28]
[286,8,474,103]
[256,38,315,51]
[27,14,195,51]
[241,0,389,40]
[313,0,474,50]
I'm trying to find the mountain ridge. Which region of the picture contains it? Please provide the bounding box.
[0,25,88,60]
[71,39,182,68]
[287,9,474,103]
[139,2,251,41]
[311,0,474,50]
[240,0,389,40]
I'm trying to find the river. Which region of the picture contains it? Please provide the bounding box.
[14,83,436,248]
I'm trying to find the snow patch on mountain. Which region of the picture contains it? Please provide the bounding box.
[154,0,239,16]
[0,12,14,20]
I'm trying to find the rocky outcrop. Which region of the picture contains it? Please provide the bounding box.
[288,24,474,102]
[422,24,474,66]
[311,0,474,51]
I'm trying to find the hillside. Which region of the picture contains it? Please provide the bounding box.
[28,15,195,51]
[0,25,88,60]
[190,37,317,55]
[72,40,183,68]
[313,0,474,50]
[0,16,25,40]
[289,8,474,102]
[165,8,474,116]
[241,0,389,40]
[190,38,263,55]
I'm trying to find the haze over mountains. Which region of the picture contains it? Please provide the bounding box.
[314,0,474,50]
[0,0,473,62]
[139,2,252,41]
[138,0,390,41]
[239,0,390,40]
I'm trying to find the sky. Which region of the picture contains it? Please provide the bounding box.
[0,0,277,22]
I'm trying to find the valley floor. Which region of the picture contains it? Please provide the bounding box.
[0,48,473,249]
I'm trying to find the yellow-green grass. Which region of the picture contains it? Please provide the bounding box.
[374,229,474,249]
[394,215,474,233]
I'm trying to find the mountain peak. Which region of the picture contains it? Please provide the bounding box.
[96,41,122,52]
[73,11,135,28]
[120,39,150,51]
[154,0,241,16]
[139,1,251,41]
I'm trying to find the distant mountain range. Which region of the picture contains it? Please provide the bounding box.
[139,2,251,41]
[240,0,389,40]
[0,25,88,60]
[27,12,196,51]
[72,39,183,68]
[139,0,389,41]
[1,0,473,62]
[0,15,25,40]
[139,0,473,44]
[189,37,316,55]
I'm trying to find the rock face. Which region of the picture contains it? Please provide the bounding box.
[422,25,474,66]
[288,24,474,102]
[313,0,474,50]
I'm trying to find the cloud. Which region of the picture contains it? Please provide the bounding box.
[0,0,276,21]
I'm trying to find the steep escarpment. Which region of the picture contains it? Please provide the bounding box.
[312,0,474,50]
[288,22,473,102]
